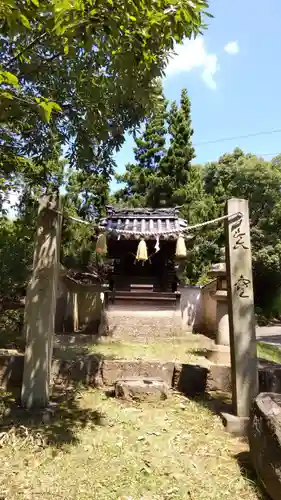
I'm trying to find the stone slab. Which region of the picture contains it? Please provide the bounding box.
[249,393,281,500]
[221,412,250,437]
[101,359,174,387]
[115,377,168,401]
[206,344,231,365]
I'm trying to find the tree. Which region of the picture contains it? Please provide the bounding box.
[114,85,168,207]
[203,149,281,316]
[1,0,210,182]
[158,88,198,210]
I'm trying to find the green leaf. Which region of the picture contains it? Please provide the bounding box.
[31,0,39,6]
[38,102,52,123]
[1,91,13,100]
[38,100,62,122]
[49,101,62,112]
[20,14,31,29]
[0,71,19,88]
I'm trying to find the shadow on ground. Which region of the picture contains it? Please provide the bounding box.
[0,383,107,447]
[236,451,271,500]
[194,390,233,415]
[188,392,269,500]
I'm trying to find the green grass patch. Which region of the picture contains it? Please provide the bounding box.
[54,335,212,366]
[257,341,281,364]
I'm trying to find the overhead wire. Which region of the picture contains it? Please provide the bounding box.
[194,127,281,147]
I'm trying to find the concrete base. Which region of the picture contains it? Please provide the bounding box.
[206,344,231,365]
[221,412,250,437]
[115,377,168,402]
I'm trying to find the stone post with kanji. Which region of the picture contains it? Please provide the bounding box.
[21,194,62,409]
[225,198,258,421]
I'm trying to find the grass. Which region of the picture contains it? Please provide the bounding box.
[87,338,210,364]
[57,336,281,368]
[53,334,213,367]
[0,386,263,500]
[257,341,281,364]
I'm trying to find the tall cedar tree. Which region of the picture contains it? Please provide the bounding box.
[159,89,197,209]
[115,87,168,207]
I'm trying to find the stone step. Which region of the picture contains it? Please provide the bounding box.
[107,300,178,311]
[115,377,169,401]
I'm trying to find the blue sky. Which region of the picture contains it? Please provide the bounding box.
[112,0,281,191]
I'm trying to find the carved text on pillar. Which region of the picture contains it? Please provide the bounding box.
[234,274,251,298]
[231,216,249,251]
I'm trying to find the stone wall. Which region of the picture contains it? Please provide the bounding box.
[179,286,203,332]
[179,282,217,335]
[55,278,104,334]
[2,352,281,396]
[55,279,217,338]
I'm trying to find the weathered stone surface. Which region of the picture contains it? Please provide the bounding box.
[2,351,281,398]
[249,393,281,500]
[101,359,174,387]
[259,365,281,393]
[115,377,168,401]
[226,199,258,418]
[173,363,208,396]
[207,365,232,392]
[51,355,103,387]
[106,313,182,342]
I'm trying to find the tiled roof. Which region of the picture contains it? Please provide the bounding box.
[100,207,188,239]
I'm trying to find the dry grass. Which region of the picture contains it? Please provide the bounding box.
[0,387,264,500]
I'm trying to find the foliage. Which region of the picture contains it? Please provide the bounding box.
[158,89,196,207]
[203,148,281,313]
[1,0,211,290]
[115,87,204,212]
[0,216,34,300]
[114,84,168,207]
[1,0,210,188]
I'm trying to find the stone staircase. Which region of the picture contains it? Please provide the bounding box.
[105,283,182,341]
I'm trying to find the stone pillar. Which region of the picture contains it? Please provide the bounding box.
[225,198,258,419]
[21,194,62,409]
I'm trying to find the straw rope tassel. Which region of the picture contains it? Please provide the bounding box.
[136,238,148,262]
[175,235,187,258]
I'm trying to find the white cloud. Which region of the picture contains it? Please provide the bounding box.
[165,37,219,90]
[224,41,239,55]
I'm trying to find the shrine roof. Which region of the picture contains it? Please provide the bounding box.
[99,206,188,239]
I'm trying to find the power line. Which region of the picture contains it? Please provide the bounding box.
[194,128,281,147]
[258,152,281,157]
